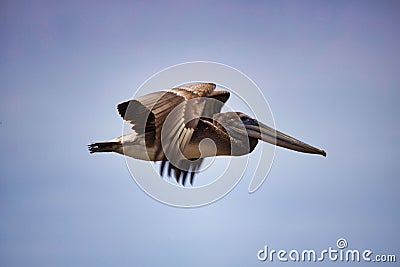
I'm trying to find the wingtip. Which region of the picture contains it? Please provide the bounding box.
[117,101,129,119]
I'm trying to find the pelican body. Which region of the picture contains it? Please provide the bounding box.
[89,83,326,185]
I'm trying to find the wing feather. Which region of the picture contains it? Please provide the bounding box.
[117,83,229,185]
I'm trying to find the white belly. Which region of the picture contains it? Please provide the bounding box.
[119,134,218,161]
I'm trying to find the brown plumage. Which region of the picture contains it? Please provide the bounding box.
[89,83,326,186]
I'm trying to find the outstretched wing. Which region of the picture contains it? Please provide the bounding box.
[117,83,230,184]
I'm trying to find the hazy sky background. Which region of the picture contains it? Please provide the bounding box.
[1,1,399,266]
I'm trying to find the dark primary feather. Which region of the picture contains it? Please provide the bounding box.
[159,159,204,186]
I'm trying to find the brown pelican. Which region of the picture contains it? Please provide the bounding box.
[89,83,326,185]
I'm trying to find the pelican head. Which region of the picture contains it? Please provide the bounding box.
[214,112,326,157]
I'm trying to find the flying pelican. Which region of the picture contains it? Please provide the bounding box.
[89,83,326,185]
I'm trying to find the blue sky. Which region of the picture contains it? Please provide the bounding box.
[1,1,399,266]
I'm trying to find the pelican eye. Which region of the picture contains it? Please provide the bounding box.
[240,116,253,123]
